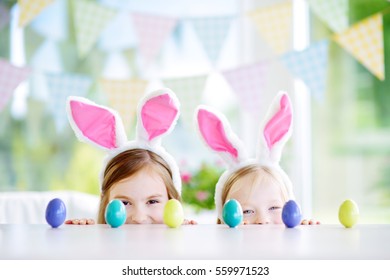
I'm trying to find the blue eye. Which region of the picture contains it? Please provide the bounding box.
[243,209,254,215]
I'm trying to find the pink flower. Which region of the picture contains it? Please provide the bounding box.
[181,172,192,184]
[196,191,209,202]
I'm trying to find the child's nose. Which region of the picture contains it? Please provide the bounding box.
[129,209,147,224]
[255,213,270,225]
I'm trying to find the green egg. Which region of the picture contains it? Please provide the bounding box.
[163,199,184,228]
[338,199,359,228]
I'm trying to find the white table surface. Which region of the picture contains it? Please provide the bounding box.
[0,224,389,260]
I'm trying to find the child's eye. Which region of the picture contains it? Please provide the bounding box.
[243,209,254,215]
[147,200,159,205]
[269,206,281,211]
[121,200,130,206]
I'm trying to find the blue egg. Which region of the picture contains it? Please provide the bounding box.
[45,198,66,228]
[105,199,126,228]
[282,200,302,228]
[222,199,243,228]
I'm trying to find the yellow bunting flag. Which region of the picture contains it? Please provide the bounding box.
[333,13,384,80]
[247,0,292,54]
[73,0,116,58]
[100,78,148,134]
[18,0,54,27]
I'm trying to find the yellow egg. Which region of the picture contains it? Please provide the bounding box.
[163,199,184,228]
[338,199,359,228]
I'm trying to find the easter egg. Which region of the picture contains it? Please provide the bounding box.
[163,199,184,228]
[222,199,243,228]
[282,200,302,228]
[338,199,359,228]
[45,198,66,228]
[105,199,127,228]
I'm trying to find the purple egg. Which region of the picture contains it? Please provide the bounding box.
[282,200,302,228]
[45,198,66,228]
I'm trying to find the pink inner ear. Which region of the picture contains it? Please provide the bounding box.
[70,100,118,149]
[263,94,292,150]
[198,109,238,159]
[141,94,178,141]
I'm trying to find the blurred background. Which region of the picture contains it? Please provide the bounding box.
[1,0,390,224]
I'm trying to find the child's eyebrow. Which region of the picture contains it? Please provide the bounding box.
[113,195,132,201]
[146,194,163,199]
[269,200,283,205]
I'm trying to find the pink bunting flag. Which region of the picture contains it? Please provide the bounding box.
[0,59,31,112]
[131,13,178,65]
[222,61,268,116]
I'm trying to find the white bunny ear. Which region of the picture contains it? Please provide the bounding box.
[67,96,127,151]
[196,105,246,168]
[136,88,180,147]
[257,91,293,164]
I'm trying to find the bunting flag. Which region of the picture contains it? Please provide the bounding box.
[45,72,92,130]
[131,13,178,65]
[307,0,349,33]
[29,0,68,41]
[162,75,208,128]
[18,0,54,27]
[247,1,292,54]
[0,59,31,112]
[222,62,268,115]
[72,0,116,58]
[190,16,234,64]
[99,11,136,52]
[281,40,329,100]
[333,13,384,81]
[0,4,10,30]
[99,78,148,133]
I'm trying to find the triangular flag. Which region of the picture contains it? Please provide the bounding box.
[190,16,234,64]
[100,78,148,134]
[30,0,68,41]
[222,62,268,115]
[0,59,31,112]
[281,40,329,100]
[333,13,384,80]
[131,13,178,65]
[0,4,10,30]
[307,0,349,33]
[247,1,292,54]
[45,72,92,130]
[18,0,54,27]
[163,75,208,128]
[72,0,116,58]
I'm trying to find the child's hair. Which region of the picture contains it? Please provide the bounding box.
[217,164,289,223]
[97,149,180,223]
[195,91,294,221]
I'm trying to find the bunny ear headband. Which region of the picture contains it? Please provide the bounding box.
[66,88,182,194]
[196,91,294,219]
